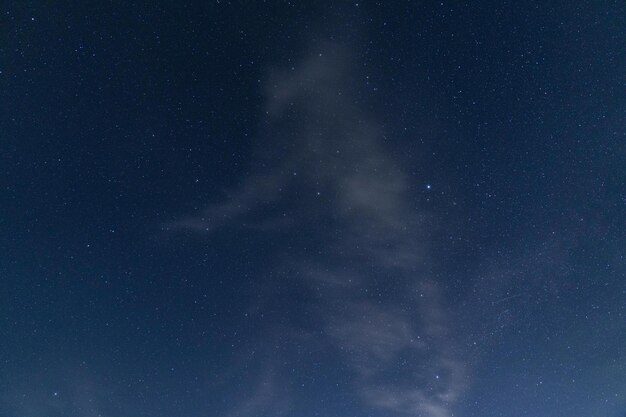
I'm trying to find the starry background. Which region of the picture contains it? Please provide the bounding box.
[1,1,625,417]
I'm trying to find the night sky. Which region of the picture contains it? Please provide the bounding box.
[2,1,625,417]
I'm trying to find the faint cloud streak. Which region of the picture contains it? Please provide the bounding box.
[169,41,467,417]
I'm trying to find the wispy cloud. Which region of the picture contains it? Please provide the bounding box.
[169,41,467,417]
[224,368,290,417]
[0,369,113,417]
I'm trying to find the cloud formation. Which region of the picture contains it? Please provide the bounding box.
[170,42,466,417]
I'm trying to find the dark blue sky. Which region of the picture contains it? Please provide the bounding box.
[1,1,625,417]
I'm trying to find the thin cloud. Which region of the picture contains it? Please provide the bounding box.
[224,369,290,417]
[170,41,467,417]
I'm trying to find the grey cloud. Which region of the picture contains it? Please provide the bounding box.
[167,174,285,233]
[170,41,467,417]
[224,370,290,417]
[328,302,425,366]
